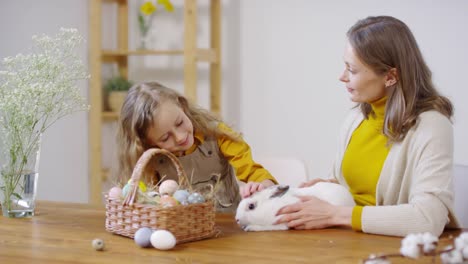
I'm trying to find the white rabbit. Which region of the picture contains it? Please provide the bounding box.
[235,182,356,231]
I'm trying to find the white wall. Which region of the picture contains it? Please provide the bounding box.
[240,0,468,179]
[0,0,89,202]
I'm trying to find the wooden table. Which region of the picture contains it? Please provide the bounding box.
[0,201,462,263]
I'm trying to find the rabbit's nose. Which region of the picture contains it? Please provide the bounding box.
[235,218,239,223]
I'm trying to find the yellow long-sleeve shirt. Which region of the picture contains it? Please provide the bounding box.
[184,123,277,184]
[341,96,390,231]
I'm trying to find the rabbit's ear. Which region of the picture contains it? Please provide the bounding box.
[269,185,289,198]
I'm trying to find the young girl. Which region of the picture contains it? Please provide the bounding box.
[116,82,276,211]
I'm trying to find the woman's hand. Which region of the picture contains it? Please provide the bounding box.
[240,179,275,198]
[299,178,338,188]
[275,196,352,229]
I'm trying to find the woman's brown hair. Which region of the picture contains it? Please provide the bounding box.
[347,16,453,142]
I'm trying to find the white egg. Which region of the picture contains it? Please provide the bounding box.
[159,180,179,195]
[108,187,122,199]
[150,230,176,250]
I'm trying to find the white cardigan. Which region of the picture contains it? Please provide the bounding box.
[332,108,459,237]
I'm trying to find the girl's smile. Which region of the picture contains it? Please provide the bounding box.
[145,100,194,153]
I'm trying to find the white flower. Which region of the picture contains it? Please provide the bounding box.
[0,28,89,208]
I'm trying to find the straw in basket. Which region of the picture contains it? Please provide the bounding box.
[105,148,217,244]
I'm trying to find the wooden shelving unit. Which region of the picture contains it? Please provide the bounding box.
[88,0,222,204]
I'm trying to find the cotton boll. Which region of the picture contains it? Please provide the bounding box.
[421,232,438,253]
[150,230,176,250]
[400,233,428,258]
[400,244,421,259]
[455,232,468,250]
[159,180,178,195]
[462,246,468,259]
[441,250,463,264]
[134,227,154,248]
[363,258,390,264]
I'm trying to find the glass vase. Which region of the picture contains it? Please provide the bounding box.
[0,136,41,218]
[139,33,149,50]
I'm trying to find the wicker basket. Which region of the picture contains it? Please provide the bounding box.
[105,148,217,244]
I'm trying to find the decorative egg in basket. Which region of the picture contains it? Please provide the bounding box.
[105,148,217,245]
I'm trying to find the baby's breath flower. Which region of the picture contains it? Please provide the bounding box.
[0,28,89,211]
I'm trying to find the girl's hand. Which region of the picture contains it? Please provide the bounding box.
[274,196,352,229]
[240,179,275,198]
[299,178,338,188]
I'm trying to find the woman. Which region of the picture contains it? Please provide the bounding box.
[276,16,459,237]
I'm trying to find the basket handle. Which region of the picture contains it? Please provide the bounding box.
[123,148,189,206]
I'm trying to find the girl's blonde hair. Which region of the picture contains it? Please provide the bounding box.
[116,82,239,183]
[347,16,453,142]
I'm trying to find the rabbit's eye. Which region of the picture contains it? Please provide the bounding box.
[248,203,256,210]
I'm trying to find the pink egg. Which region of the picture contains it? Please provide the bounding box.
[159,180,179,195]
[159,195,178,208]
[108,186,123,199]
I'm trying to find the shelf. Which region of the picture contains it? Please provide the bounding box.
[102,111,119,122]
[89,0,222,205]
[102,49,184,56]
[102,49,218,63]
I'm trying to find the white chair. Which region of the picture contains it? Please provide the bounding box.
[255,156,308,187]
[453,164,468,228]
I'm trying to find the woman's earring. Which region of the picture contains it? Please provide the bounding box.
[386,80,396,87]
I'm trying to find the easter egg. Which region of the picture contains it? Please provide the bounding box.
[122,180,147,197]
[122,183,131,198]
[146,191,159,198]
[159,195,178,208]
[108,186,122,199]
[134,227,153,248]
[150,230,176,250]
[159,180,178,195]
[173,189,190,204]
[187,192,205,204]
[92,238,105,251]
[127,179,147,192]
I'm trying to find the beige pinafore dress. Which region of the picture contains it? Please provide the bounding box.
[151,137,241,212]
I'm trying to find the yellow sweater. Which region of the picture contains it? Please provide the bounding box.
[341,97,390,231]
[184,123,277,184]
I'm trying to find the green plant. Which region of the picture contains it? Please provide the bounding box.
[104,76,133,92]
